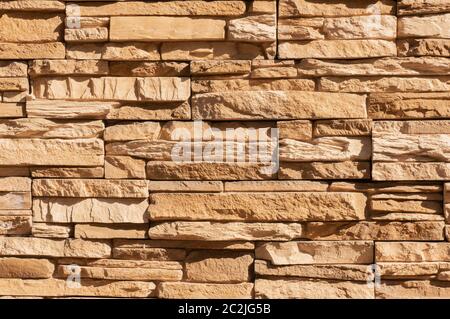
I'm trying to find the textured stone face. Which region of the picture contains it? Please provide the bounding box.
[0,0,449,300]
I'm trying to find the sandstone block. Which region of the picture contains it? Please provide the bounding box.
[110,17,226,41]
[256,241,373,265]
[148,181,223,193]
[65,28,108,43]
[255,279,374,299]
[398,39,450,57]
[0,138,103,166]
[33,77,190,102]
[0,43,65,59]
[149,192,366,221]
[32,179,148,198]
[373,162,450,181]
[228,14,276,42]
[0,238,111,258]
[305,221,444,241]
[279,161,371,180]
[31,167,104,179]
[368,93,450,119]
[0,258,54,279]
[255,260,371,281]
[0,278,155,298]
[190,60,251,75]
[75,224,148,239]
[0,216,32,235]
[223,181,327,192]
[105,156,146,179]
[149,222,303,241]
[109,62,189,77]
[279,0,395,17]
[69,1,246,16]
[376,242,450,262]
[279,40,396,59]
[32,197,147,224]
[147,161,275,180]
[32,224,71,239]
[192,91,367,120]
[185,251,253,283]
[0,62,27,77]
[0,13,62,42]
[377,280,450,299]
[398,0,450,15]
[158,282,253,299]
[314,120,372,136]
[104,122,160,142]
[398,14,450,38]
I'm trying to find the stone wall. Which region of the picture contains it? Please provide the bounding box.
[0,0,449,299]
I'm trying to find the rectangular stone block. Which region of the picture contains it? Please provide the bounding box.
[110,17,226,41]
[149,192,366,222]
[33,197,148,223]
[0,13,62,42]
[32,179,148,198]
[0,138,103,166]
[256,241,374,265]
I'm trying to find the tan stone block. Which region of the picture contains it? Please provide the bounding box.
[0,13,62,42]
[75,224,148,239]
[0,216,31,235]
[0,42,65,59]
[320,76,450,93]
[161,42,267,60]
[256,241,373,265]
[148,181,223,193]
[279,0,395,17]
[149,192,366,222]
[398,39,450,57]
[0,119,104,139]
[279,161,371,180]
[185,251,253,283]
[224,181,327,192]
[228,14,276,42]
[57,262,182,281]
[65,17,109,29]
[398,0,450,15]
[304,221,444,241]
[279,40,396,59]
[0,103,24,118]
[0,62,27,77]
[104,122,160,142]
[113,247,185,262]
[31,167,104,179]
[105,156,146,179]
[149,221,303,241]
[373,120,450,135]
[0,238,111,258]
[106,101,190,121]
[26,100,115,119]
[0,177,30,192]
[255,260,371,281]
[158,282,253,299]
[65,27,108,43]
[278,120,312,140]
[147,161,275,180]
[378,262,441,279]
[0,192,31,210]
[113,239,254,251]
[377,280,450,299]
[192,78,314,93]
[371,199,442,214]
[69,1,246,16]
[0,138,103,166]
[32,179,148,198]
[0,78,28,92]
[0,1,65,12]
[190,60,251,75]
[255,279,374,299]
[368,93,450,119]
[280,137,371,162]
[399,14,450,38]
[192,91,367,120]
[33,77,190,102]
[314,120,372,137]
[0,278,155,297]
[110,17,225,41]
[0,258,54,279]
[33,197,148,224]
[32,223,71,238]
[375,242,450,262]
[30,60,109,77]
[109,62,189,77]
[373,162,450,181]
[298,57,450,77]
